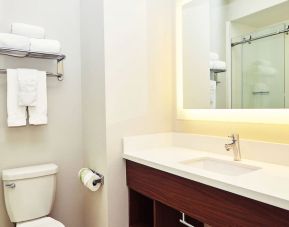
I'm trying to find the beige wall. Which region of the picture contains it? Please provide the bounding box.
[176,0,289,150]
[0,0,84,227]
[183,0,210,109]
[226,0,287,21]
[210,0,228,109]
[175,120,289,145]
[80,0,174,226]
[0,1,174,226]
[104,0,174,226]
[80,0,109,226]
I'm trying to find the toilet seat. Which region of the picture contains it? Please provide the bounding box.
[16,217,65,227]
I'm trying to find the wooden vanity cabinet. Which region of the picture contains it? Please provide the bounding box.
[126,161,289,227]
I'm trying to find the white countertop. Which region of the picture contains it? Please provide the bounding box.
[123,133,289,211]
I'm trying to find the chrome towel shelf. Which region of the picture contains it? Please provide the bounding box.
[210,69,226,85]
[0,47,66,81]
[210,68,226,74]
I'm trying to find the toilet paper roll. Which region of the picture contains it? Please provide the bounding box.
[79,168,102,192]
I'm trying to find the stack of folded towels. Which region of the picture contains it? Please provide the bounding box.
[0,22,61,55]
[209,52,226,71]
[1,23,61,127]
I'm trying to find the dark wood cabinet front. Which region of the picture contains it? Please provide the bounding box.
[126,160,289,227]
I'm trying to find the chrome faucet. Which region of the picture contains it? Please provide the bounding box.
[225,134,241,161]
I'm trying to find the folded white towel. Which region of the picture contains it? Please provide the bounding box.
[11,23,45,39]
[30,38,61,54]
[210,80,217,109]
[256,65,277,76]
[253,83,270,93]
[17,69,39,107]
[7,69,27,127]
[0,33,30,55]
[28,71,47,125]
[210,60,226,71]
[210,52,219,61]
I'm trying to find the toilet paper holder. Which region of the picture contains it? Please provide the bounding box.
[89,169,104,186]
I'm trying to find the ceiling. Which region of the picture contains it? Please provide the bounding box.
[234,1,289,27]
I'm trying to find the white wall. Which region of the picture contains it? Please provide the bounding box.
[227,0,288,21]
[210,0,228,108]
[183,0,210,109]
[80,0,174,226]
[104,0,174,226]
[80,0,109,226]
[0,1,84,227]
[0,1,174,227]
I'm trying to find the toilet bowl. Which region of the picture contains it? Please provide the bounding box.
[2,164,65,227]
[17,217,64,227]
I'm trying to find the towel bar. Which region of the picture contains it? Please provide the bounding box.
[0,68,64,81]
[0,47,65,81]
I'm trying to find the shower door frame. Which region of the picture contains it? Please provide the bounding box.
[230,24,287,109]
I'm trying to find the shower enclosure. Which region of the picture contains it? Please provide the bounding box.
[231,24,289,109]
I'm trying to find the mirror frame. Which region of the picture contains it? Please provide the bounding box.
[176,0,289,124]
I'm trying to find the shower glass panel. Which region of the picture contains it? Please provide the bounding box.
[232,24,286,109]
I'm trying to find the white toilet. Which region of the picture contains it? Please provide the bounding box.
[2,164,65,227]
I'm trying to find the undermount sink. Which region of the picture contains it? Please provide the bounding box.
[180,157,261,176]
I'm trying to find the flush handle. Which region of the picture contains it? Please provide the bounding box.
[5,183,16,189]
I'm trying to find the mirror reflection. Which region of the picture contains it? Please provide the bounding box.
[180,0,289,109]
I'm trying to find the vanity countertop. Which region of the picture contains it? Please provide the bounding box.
[123,133,289,211]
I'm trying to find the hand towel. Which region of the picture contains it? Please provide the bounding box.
[210,60,226,71]
[17,69,39,107]
[30,38,61,54]
[210,80,217,109]
[0,33,30,56]
[7,69,27,127]
[28,71,47,125]
[11,23,45,39]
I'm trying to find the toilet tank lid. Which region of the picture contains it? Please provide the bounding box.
[2,164,58,181]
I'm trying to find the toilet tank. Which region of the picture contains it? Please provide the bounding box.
[2,164,58,223]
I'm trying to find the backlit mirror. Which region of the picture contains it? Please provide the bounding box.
[178,0,289,109]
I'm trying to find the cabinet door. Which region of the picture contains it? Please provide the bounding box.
[129,190,153,227]
[154,200,203,227]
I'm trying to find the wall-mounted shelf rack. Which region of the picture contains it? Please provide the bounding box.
[0,47,66,81]
[210,69,226,85]
[210,69,226,74]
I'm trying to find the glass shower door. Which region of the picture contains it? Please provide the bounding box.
[242,30,285,109]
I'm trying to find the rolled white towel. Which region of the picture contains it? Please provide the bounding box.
[11,23,45,39]
[210,60,226,71]
[0,33,30,55]
[257,65,277,76]
[210,52,219,61]
[30,38,61,54]
[253,83,270,93]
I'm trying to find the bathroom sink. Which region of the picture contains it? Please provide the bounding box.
[180,158,261,176]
